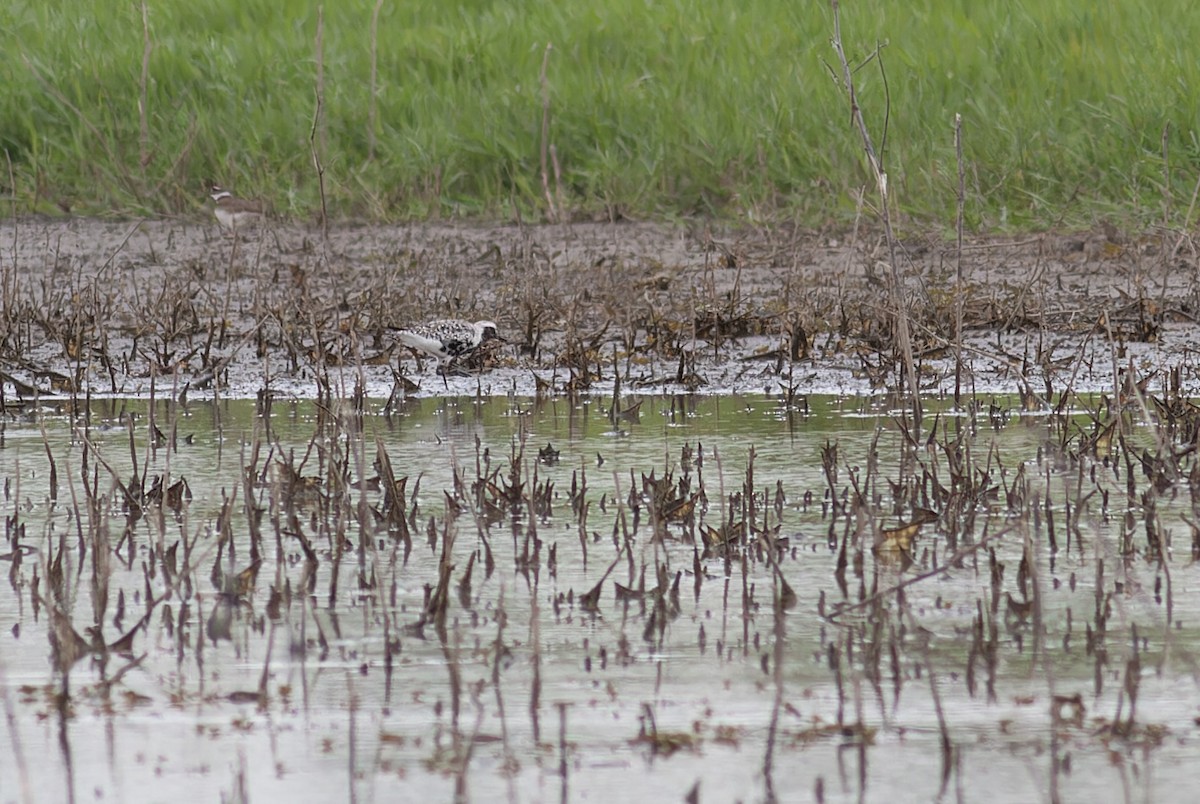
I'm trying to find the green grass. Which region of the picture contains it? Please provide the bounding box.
[2,0,1199,229]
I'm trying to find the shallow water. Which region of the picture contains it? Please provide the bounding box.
[1,394,1198,804]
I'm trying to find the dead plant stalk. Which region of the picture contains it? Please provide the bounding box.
[827,0,922,432]
[310,6,329,243]
[954,113,965,407]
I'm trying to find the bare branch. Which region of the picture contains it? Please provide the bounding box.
[828,0,922,430]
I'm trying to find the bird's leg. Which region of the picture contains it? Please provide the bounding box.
[384,379,400,413]
[437,360,450,390]
[441,359,470,378]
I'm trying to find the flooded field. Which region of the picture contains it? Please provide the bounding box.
[2,217,1200,802]
[3,392,1199,803]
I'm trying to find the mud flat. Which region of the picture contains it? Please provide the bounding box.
[2,217,1197,402]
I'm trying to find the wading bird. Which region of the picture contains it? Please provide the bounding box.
[209,185,264,234]
[391,319,504,388]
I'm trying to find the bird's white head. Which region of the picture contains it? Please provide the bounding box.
[475,320,502,342]
[210,185,231,202]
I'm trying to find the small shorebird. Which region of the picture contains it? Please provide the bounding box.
[209,185,264,234]
[391,319,504,386]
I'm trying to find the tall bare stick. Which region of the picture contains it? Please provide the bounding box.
[954,113,965,407]
[310,6,329,242]
[828,1,922,432]
[367,0,385,162]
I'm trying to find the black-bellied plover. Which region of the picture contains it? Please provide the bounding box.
[391,319,504,384]
[209,185,264,233]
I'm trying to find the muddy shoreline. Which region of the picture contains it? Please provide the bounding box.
[2,216,1197,401]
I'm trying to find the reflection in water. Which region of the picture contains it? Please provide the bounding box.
[0,394,1196,803]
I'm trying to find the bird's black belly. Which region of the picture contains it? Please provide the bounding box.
[443,338,474,358]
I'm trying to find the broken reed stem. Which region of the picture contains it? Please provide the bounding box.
[37,415,59,503]
[828,0,922,434]
[538,43,559,223]
[367,0,384,163]
[310,6,329,242]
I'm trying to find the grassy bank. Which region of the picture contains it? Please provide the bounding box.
[2,0,1199,228]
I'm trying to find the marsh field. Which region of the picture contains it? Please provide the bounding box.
[7,2,1200,804]
[4,216,1200,804]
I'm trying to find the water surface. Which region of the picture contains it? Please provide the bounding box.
[1,394,1196,803]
